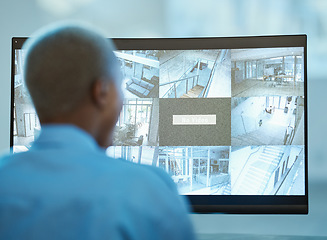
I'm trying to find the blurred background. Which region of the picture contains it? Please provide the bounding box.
[0,0,326,237]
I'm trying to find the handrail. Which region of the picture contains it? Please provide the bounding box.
[159,75,198,86]
[262,149,285,194]
[288,126,295,144]
[209,176,231,195]
[202,49,227,97]
[231,146,261,189]
[284,125,294,145]
[161,75,199,98]
[274,148,304,195]
[240,114,247,134]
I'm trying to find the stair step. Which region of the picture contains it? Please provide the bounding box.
[261,151,280,157]
[247,169,269,180]
[264,147,282,152]
[251,165,270,175]
[264,147,284,155]
[249,175,268,184]
[260,154,280,162]
[235,145,286,195]
[241,181,265,192]
[259,158,279,166]
[242,176,265,188]
[253,161,271,170]
[181,85,204,98]
[262,152,283,159]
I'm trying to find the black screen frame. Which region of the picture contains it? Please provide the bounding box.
[11,35,308,214]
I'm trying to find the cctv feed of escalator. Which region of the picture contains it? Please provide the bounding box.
[13,47,305,196]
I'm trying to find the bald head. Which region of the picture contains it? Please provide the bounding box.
[23,23,121,122]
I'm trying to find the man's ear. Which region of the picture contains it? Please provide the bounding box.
[91,79,112,108]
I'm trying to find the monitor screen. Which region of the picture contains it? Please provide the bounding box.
[11,36,307,213]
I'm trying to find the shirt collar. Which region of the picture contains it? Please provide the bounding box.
[31,124,100,152]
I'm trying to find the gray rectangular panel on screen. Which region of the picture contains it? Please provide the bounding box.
[159,98,231,146]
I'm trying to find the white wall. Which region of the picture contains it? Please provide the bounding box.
[0,0,166,153]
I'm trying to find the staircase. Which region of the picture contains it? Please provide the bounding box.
[236,146,284,195]
[222,182,231,195]
[181,85,204,98]
[161,75,200,98]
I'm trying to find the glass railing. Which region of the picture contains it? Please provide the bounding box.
[161,75,199,98]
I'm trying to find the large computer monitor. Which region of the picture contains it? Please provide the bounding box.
[11,35,307,213]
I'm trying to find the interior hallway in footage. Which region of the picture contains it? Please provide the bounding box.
[107,146,231,195]
[107,145,304,196]
[231,96,304,146]
[231,47,304,97]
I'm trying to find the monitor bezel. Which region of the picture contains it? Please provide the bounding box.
[11,35,308,214]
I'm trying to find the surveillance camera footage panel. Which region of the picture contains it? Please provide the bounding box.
[12,44,305,197]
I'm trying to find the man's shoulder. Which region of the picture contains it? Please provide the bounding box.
[0,149,167,181]
[0,150,195,239]
[94,154,176,191]
[0,149,178,200]
[0,151,24,170]
[77,152,181,202]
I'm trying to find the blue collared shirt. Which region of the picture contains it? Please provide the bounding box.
[0,125,195,240]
